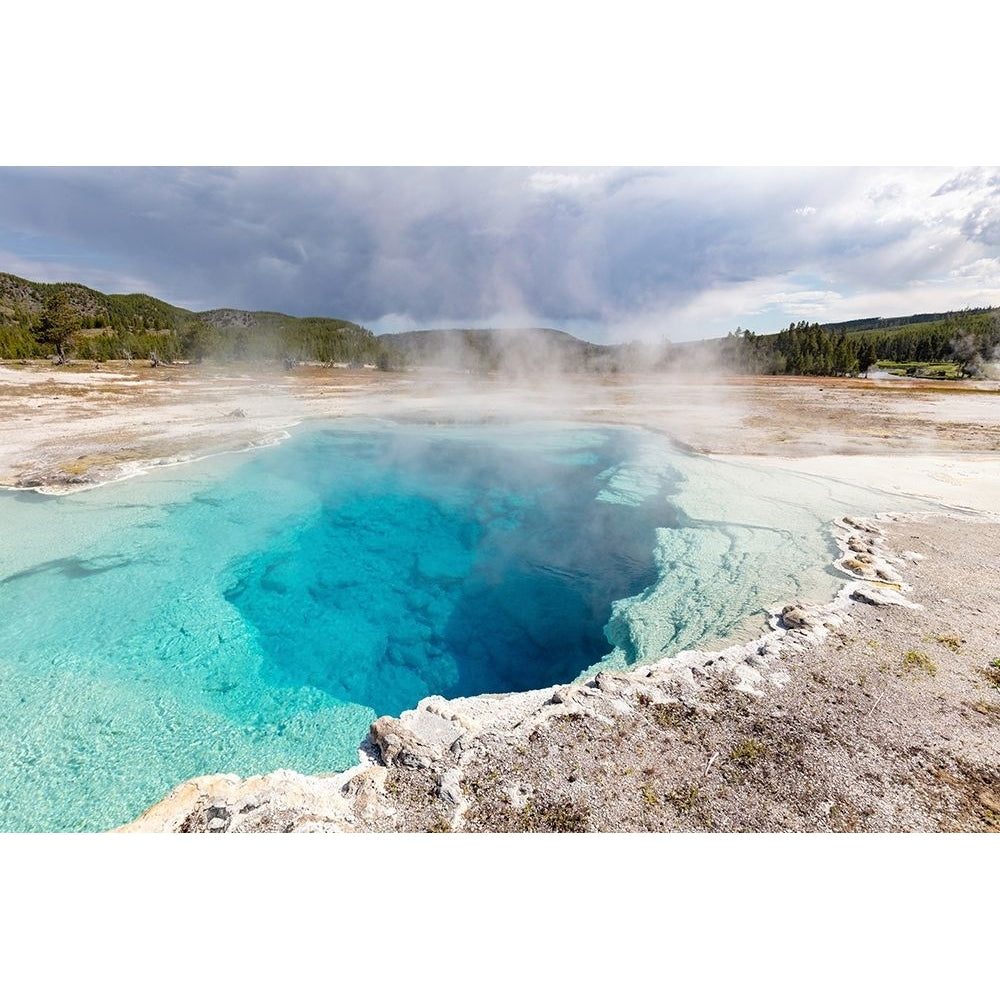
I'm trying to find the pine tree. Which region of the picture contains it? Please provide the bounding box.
[858,342,877,377]
[38,292,81,364]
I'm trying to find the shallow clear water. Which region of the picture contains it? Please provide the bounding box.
[0,420,931,831]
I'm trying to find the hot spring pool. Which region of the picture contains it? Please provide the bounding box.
[0,420,930,831]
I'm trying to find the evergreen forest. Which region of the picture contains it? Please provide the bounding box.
[1,271,997,379]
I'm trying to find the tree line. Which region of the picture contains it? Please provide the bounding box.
[717,309,999,377]
[3,271,997,378]
[0,284,397,368]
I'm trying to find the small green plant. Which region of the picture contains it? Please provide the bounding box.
[729,739,766,767]
[651,701,694,728]
[518,798,589,833]
[665,784,699,813]
[981,659,1000,690]
[902,650,937,676]
[926,633,964,652]
[641,783,659,807]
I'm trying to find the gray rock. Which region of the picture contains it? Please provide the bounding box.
[781,604,824,630]
[437,769,464,807]
[851,585,920,609]
[370,716,441,769]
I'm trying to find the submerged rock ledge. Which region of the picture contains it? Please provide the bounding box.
[117,512,1000,833]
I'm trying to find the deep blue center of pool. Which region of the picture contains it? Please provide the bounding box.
[222,426,680,717]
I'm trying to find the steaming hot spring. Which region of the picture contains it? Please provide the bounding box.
[0,419,931,831]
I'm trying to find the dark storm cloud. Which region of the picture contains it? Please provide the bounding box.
[0,166,997,339]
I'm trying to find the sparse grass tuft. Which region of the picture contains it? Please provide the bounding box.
[981,659,1000,690]
[902,650,937,677]
[641,783,659,807]
[969,701,1000,717]
[729,739,766,767]
[518,798,589,833]
[650,701,694,729]
[926,633,965,652]
[665,784,699,814]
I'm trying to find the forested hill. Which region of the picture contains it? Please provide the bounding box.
[2,269,997,378]
[0,273,386,365]
[817,307,995,336]
[378,327,617,373]
[714,307,1000,378]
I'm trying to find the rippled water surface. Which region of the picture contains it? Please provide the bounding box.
[0,420,930,831]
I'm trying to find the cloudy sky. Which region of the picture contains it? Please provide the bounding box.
[1,165,997,344]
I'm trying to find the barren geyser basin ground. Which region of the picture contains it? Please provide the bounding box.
[1,361,999,832]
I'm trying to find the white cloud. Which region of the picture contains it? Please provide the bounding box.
[794,205,816,216]
[945,256,1000,288]
[761,289,843,314]
[527,170,603,194]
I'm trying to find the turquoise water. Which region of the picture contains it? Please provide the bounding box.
[0,420,931,831]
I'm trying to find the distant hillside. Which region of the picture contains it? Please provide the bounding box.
[379,327,621,374]
[0,272,194,330]
[0,272,385,366]
[191,309,385,365]
[3,268,996,378]
[818,308,996,336]
[712,307,1000,378]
